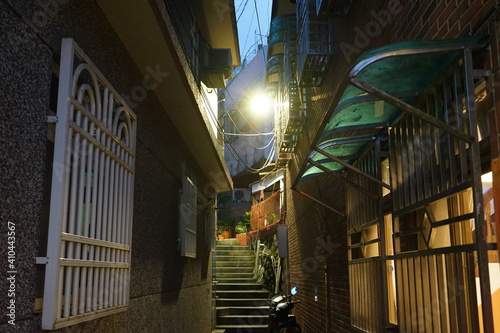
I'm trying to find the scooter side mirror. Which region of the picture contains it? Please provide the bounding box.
[290,286,298,295]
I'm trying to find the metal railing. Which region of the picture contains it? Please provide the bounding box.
[250,191,282,231]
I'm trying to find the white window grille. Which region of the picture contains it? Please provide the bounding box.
[179,169,198,258]
[41,39,137,330]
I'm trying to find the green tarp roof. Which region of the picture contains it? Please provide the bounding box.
[299,36,489,183]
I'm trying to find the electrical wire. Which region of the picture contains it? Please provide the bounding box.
[164,0,277,171]
[236,0,250,22]
[253,0,267,66]
[225,136,276,173]
[241,8,255,59]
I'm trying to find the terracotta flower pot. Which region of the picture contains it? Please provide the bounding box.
[236,233,247,246]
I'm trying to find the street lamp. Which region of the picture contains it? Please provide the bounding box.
[249,92,272,116]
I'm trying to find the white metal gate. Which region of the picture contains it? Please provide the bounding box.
[40,39,137,330]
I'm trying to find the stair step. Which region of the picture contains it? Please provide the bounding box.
[217,314,269,326]
[216,298,268,307]
[214,325,268,333]
[216,250,254,256]
[216,272,255,278]
[217,278,258,284]
[216,290,269,299]
[217,306,269,316]
[216,260,254,268]
[216,266,253,273]
[216,289,269,300]
[216,283,263,290]
[216,255,254,261]
[216,245,251,251]
[216,239,240,246]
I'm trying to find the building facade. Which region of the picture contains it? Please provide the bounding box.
[254,0,500,332]
[0,0,239,331]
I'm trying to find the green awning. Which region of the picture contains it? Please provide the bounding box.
[297,35,490,184]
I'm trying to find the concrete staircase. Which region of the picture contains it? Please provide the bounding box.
[214,239,269,333]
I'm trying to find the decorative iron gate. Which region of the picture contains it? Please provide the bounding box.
[40,39,137,330]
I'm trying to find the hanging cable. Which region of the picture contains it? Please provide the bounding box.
[163,0,277,170]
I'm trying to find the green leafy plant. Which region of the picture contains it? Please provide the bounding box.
[217,218,230,234]
[266,212,277,225]
[235,211,251,234]
[235,221,247,234]
[259,235,280,293]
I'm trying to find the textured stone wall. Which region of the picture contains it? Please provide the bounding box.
[0,0,214,332]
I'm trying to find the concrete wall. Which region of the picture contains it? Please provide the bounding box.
[0,1,214,332]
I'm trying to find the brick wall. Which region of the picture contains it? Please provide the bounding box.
[285,0,499,331]
[286,174,349,332]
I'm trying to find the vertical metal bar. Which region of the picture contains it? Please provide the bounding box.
[406,116,416,205]
[87,146,99,312]
[72,105,87,316]
[101,136,111,310]
[395,127,404,209]
[453,67,468,183]
[437,254,450,332]
[375,139,390,330]
[494,158,500,261]
[456,252,468,332]
[463,48,494,333]
[420,256,432,332]
[419,116,431,200]
[414,257,424,332]
[389,128,399,211]
[395,259,405,331]
[434,88,447,193]
[116,144,124,306]
[467,251,480,332]
[66,116,82,318]
[413,115,423,202]
[109,142,118,307]
[98,148,107,310]
[444,79,458,188]
[446,253,458,332]
[402,259,411,331]
[42,38,75,330]
[80,110,95,314]
[401,120,410,208]
[427,93,438,197]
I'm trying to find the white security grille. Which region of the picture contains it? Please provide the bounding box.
[41,39,137,330]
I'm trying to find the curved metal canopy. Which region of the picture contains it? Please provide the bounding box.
[298,35,490,184]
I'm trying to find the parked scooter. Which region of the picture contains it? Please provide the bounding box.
[267,286,301,332]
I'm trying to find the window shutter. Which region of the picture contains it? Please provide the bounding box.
[179,172,197,258]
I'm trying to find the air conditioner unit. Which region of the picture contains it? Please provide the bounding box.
[232,188,251,203]
[202,48,232,88]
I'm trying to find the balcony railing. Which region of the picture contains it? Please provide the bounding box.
[250,191,282,231]
[297,0,334,86]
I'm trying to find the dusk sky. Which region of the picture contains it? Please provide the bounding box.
[235,0,272,62]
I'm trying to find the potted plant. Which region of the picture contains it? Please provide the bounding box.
[217,218,230,239]
[235,211,250,245]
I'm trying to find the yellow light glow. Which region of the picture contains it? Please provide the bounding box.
[250,93,271,116]
[481,171,493,187]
